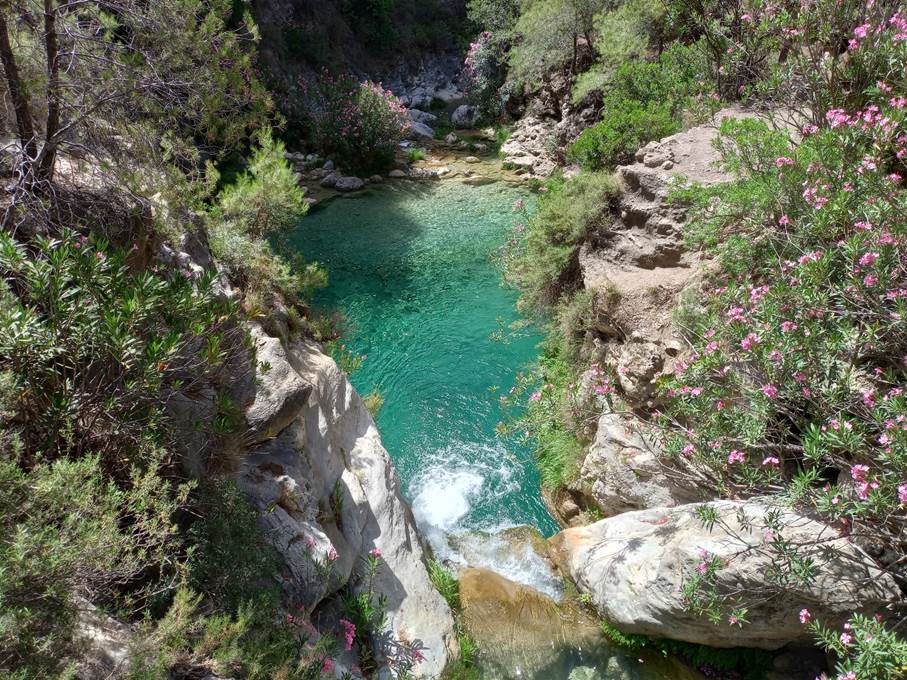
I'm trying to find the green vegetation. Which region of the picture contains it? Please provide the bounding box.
[600,620,772,680]
[407,148,427,163]
[362,390,385,416]
[428,560,460,610]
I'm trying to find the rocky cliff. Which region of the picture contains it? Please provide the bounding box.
[545,111,904,664]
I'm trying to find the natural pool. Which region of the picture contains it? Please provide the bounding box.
[291,180,558,566]
[291,178,699,680]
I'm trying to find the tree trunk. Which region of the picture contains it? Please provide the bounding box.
[38,0,60,182]
[0,10,39,174]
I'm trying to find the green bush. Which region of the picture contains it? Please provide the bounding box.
[0,231,245,677]
[569,98,679,170]
[503,172,617,312]
[208,130,327,316]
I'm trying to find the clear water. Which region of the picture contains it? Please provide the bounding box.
[290,180,559,570]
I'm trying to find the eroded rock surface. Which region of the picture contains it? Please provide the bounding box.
[240,337,457,676]
[551,501,901,649]
[578,413,704,517]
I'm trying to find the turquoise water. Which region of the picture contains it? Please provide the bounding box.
[290,180,559,558]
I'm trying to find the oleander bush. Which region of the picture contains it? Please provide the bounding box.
[302,72,410,173]
[650,6,907,675]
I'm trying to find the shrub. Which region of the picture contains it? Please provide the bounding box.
[208,130,326,314]
[569,98,679,170]
[428,560,460,610]
[463,30,509,120]
[302,73,409,173]
[503,173,617,312]
[0,231,247,676]
[408,148,427,163]
[362,390,385,416]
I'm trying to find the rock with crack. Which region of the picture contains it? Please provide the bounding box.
[578,413,704,516]
[550,500,901,649]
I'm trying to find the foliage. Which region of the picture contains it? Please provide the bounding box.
[508,0,609,88]
[0,232,249,677]
[428,560,460,610]
[600,620,772,680]
[463,30,510,120]
[302,72,410,173]
[341,550,427,675]
[208,130,326,316]
[808,614,907,680]
[0,231,242,465]
[502,173,617,311]
[467,0,521,35]
[408,148,427,163]
[0,454,184,678]
[650,6,907,672]
[362,390,385,417]
[569,43,715,169]
[0,0,271,232]
[569,99,679,170]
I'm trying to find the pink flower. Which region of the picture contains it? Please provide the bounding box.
[859,252,879,267]
[727,449,746,465]
[799,608,811,624]
[369,547,382,559]
[328,546,339,562]
[740,333,760,350]
[762,456,780,467]
[321,657,334,674]
[761,384,778,399]
[781,321,798,333]
[529,391,541,402]
[850,464,869,482]
[840,632,853,645]
[775,156,795,167]
[854,23,869,38]
[696,561,709,574]
[778,214,790,226]
[682,443,696,457]
[898,484,907,504]
[864,274,877,287]
[339,619,357,650]
[838,672,856,680]
[728,614,739,625]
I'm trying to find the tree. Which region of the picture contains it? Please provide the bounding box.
[0,0,271,232]
[508,0,608,86]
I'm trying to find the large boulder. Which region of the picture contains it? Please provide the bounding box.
[408,108,438,125]
[459,569,704,680]
[240,338,456,676]
[335,176,365,192]
[451,104,478,128]
[578,413,703,516]
[551,501,901,649]
[243,324,311,444]
[407,121,435,140]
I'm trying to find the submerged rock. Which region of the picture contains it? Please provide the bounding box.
[460,569,703,680]
[551,501,901,649]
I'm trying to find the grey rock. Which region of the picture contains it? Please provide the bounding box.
[243,324,311,444]
[388,169,408,178]
[407,121,435,140]
[451,104,478,128]
[551,501,901,649]
[240,338,456,675]
[334,176,365,192]
[444,132,459,144]
[368,174,384,184]
[408,108,438,125]
[579,413,703,516]
[463,156,480,164]
[323,159,335,171]
[320,173,338,188]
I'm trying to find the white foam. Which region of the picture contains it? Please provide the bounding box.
[408,441,564,601]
